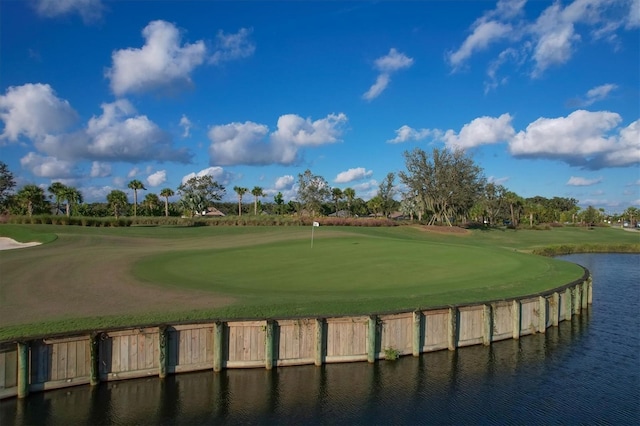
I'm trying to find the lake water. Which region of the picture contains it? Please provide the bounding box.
[1,253,638,425]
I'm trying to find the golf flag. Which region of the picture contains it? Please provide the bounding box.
[313,221,320,227]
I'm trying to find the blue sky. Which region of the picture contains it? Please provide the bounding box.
[1,0,638,213]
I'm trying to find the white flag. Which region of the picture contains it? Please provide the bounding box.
[313,221,320,227]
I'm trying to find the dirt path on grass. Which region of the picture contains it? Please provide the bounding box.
[0,234,235,327]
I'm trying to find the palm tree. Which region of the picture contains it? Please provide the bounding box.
[107,190,128,219]
[62,186,83,217]
[16,184,47,217]
[331,187,343,215]
[251,186,264,215]
[160,188,174,217]
[343,188,356,216]
[144,193,160,216]
[48,182,67,215]
[127,179,146,217]
[234,186,248,216]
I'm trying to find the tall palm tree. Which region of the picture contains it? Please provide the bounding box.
[343,187,356,216]
[16,184,46,217]
[251,186,264,215]
[48,182,67,215]
[331,187,343,214]
[128,179,146,217]
[63,186,83,217]
[234,186,248,216]
[160,188,174,217]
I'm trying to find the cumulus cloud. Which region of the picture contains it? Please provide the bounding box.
[208,113,348,166]
[443,113,515,150]
[90,161,111,178]
[509,110,638,169]
[387,125,435,144]
[20,152,76,178]
[106,20,206,96]
[567,176,603,186]
[33,0,104,23]
[181,167,232,186]
[209,28,256,65]
[274,175,295,190]
[0,83,78,142]
[363,48,413,101]
[334,167,373,183]
[147,170,167,187]
[450,0,637,81]
[179,114,192,138]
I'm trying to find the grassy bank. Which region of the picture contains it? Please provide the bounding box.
[0,223,638,341]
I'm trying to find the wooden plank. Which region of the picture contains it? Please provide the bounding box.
[51,342,59,381]
[67,341,77,378]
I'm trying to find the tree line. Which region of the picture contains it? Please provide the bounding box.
[0,149,638,228]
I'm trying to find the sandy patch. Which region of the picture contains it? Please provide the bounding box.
[0,237,42,250]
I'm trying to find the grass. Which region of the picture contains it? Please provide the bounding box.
[0,223,638,341]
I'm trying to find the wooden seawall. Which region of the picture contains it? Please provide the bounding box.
[0,273,592,399]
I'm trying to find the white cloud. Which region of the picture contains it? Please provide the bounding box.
[179,114,192,138]
[20,152,75,178]
[147,170,167,187]
[509,110,638,169]
[0,83,78,142]
[443,113,515,150]
[363,48,413,101]
[209,28,256,65]
[567,176,603,186]
[33,0,104,23]
[582,83,618,106]
[351,179,379,201]
[387,125,434,144]
[208,113,347,166]
[90,161,111,178]
[106,20,206,96]
[182,167,232,186]
[127,167,139,178]
[274,175,295,190]
[448,21,514,69]
[487,175,510,185]
[334,167,373,183]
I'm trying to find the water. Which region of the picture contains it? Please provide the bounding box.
[1,254,638,425]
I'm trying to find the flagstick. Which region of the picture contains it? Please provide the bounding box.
[311,225,315,248]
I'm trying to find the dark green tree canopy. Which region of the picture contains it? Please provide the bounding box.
[178,175,226,217]
[297,169,330,217]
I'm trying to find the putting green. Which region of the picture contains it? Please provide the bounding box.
[134,233,582,305]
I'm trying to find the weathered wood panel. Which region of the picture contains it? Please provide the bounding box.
[559,290,569,320]
[226,320,266,368]
[29,335,91,391]
[276,319,315,366]
[519,298,539,335]
[378,313,413,357]
[99,327,159,381]
[0,343,18,399]
[457,306,484,347]
[167,324,214,373]
[423,309,449,351]
[491,302,514,341]
[325,316,368,362]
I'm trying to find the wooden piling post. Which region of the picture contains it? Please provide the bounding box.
[574,285,581,315]
[565,288,573,321]
[213,321,224,372]
[448,307,458,351]
[588,276,593,304]
[158,326,168,379]
[482,304,492,346]
[314,318,324,366]
[17,341,29,399]
[538,296,546,333]
[265,320,274,370]
[581,280,589,309]
[512,300,520,339]
[551,292,560,327]
[90,333,100,386]
[412,311,421,356]
[367,316,377,363]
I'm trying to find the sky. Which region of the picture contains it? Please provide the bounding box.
[1,0,638,214]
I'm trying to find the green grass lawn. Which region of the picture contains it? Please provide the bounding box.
[1,223,638,340]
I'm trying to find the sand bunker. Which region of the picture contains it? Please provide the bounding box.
[0,237,42,250]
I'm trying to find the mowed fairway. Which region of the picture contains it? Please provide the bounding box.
[3,223,635,340]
